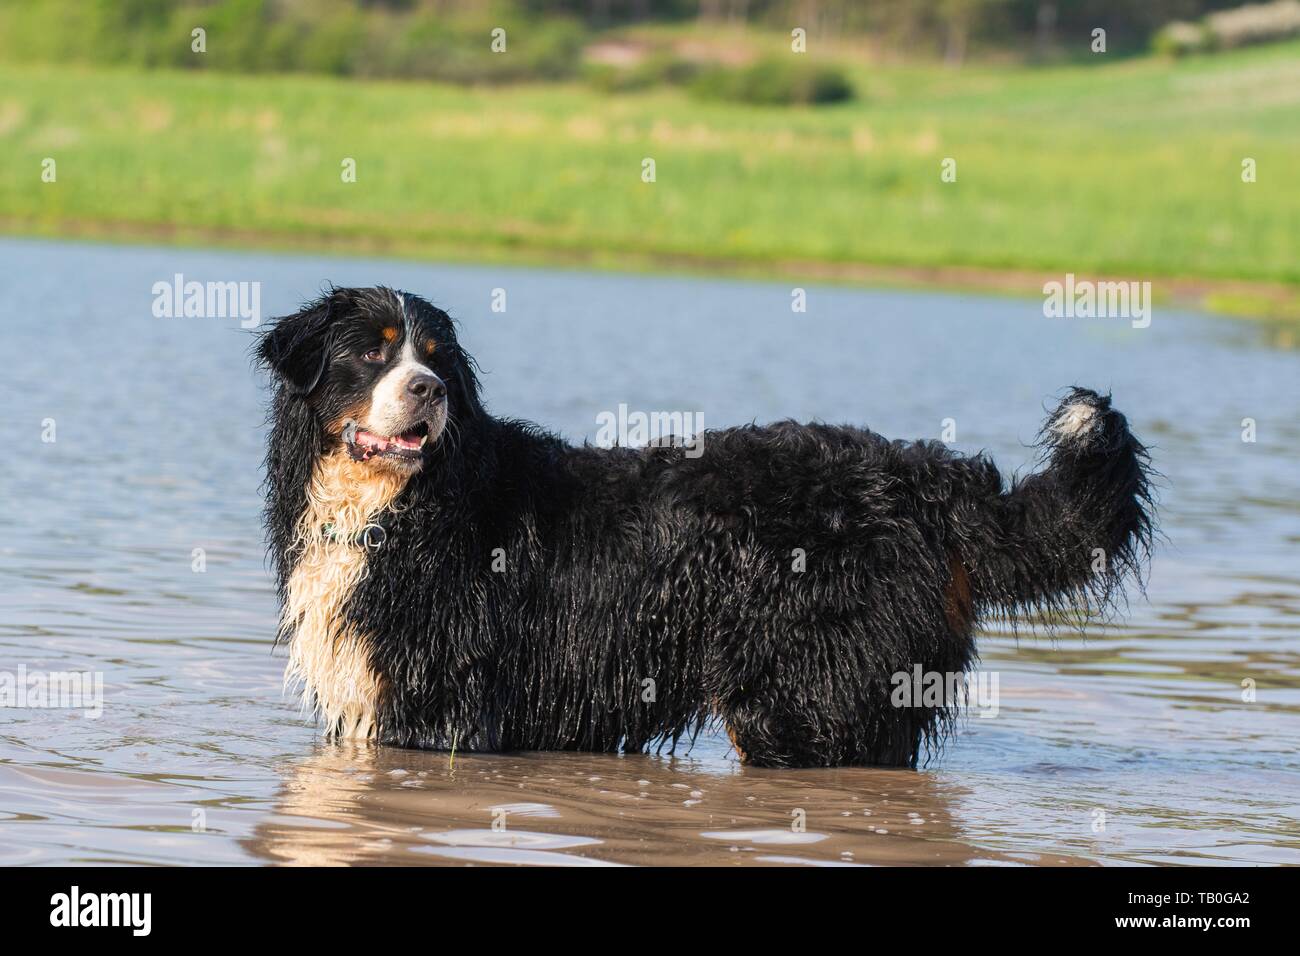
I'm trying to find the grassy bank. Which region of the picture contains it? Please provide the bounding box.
[2,41,1299,318]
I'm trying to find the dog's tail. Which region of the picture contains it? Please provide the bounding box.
[959,387,1155,624]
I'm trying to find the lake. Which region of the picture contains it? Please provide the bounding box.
[1,236,1297,866]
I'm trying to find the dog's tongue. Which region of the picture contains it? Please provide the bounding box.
[359,428,421,449]
[352,426,421,456]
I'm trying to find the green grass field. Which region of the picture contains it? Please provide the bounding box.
[3,41,1299,316]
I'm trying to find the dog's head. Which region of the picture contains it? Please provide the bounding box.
[258,287,482,475]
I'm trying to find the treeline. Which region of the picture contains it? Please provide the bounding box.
[530,0,1257,55]
[0,0,1274,83]
[0,0,585,81]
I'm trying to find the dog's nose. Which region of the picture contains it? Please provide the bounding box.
[407,372,447,403]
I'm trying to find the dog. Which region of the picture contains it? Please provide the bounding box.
[257,286,1154,768]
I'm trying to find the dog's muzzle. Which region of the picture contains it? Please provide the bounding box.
[341,418,432,462]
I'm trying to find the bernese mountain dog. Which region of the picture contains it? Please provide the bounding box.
[257,286,1154,768]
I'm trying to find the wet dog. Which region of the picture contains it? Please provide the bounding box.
[258,287,1154,767]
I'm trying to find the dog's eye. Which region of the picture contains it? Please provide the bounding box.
[363,348,384,363]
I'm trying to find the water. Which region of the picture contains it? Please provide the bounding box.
[1,236,1297,866]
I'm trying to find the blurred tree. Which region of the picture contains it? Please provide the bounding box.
[1034,2,1056,58]
[942,0,1009,65]
[0,0,1280,76]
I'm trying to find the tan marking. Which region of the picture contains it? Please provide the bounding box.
[711,696,749,764]
[282,449,411,740]
[381,326,398,343]
[726,722,748,764]
[944,555,973,634]
[424,339,437,356]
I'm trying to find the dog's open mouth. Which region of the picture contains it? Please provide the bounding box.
[342,419,430,462]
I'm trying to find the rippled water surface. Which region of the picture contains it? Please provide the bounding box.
[2,237,1298,866]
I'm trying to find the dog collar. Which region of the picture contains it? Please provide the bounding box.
[321,522,388,550]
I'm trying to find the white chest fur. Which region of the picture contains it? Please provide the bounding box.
[281,453,407,739]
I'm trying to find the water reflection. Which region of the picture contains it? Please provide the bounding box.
[246,743,1092,866]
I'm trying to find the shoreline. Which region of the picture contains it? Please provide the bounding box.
[6,217,1299,336]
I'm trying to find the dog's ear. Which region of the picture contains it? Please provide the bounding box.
[447,342,486,423]
[257,296,336,394]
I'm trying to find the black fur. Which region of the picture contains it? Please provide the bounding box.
[258,287,1155,768]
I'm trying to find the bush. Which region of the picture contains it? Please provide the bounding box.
[689,58,854,107]
[352,16,584,84]
[585,54,700,93]
[292,15,363,76]
[1205,0,1300,49]
[1152,1,1300,56]
[0,0,586,84]
[1151,21,1210,56]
